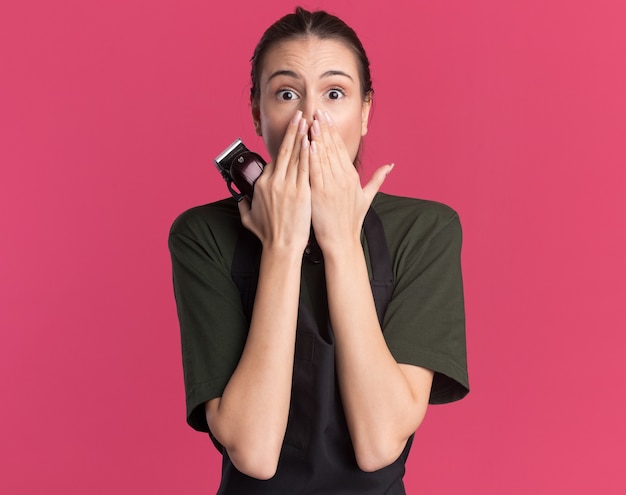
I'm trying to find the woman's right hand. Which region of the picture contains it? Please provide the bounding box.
[238,110,311,254]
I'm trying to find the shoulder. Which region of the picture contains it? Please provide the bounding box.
[372,192,461,247]
[170,197,240,237]
[168,197,242,262]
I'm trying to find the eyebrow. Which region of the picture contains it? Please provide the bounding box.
[267,69,354,82]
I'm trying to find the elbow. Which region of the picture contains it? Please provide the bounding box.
[228,449,280,480]
[218,433,282,480]
[354,416,428,473]
[206,402,282,480]
[355,443,406,473]
[215,431,282,479]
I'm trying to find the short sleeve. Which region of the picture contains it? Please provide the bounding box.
[168,202,248,432]
[378,198,469,404]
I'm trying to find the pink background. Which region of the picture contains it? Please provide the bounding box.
[1,0,625,493]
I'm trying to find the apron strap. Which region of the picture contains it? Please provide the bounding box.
[363,208,395,323]
[230,226,261,323]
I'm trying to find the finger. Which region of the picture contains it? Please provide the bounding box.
[296,133,310,188]
[363,163,395,204]
[322,111,352,172]
[308,133,323,189]
[314,109,336,166]
[310,116,329,182]
[260,159,275,178]
[274,110,303,178]
[286,117,308,183]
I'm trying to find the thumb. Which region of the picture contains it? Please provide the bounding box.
[363,163,394,203]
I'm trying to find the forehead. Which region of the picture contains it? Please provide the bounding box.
[260,36,360,80]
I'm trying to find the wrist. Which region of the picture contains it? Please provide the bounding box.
[261,242,306,265]
[320,239,364,267]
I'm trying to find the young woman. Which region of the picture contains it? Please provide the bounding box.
[169,8,469,494]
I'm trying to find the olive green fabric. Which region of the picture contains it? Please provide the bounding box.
[169,192,469,433]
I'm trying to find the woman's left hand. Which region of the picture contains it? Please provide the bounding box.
[308,109,393,253]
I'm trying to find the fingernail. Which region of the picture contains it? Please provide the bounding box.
[324,111,333,125]
[298,117,307,134]
[291,110,302,125]
[302,134,309,148]
[311,140,317,153]
[316,109,326,123]
[387,163,395,175]
[312,120,321,136]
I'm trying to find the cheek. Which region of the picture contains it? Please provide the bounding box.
[260,124,279,160]
[260,119,287,161]
[337,115,365,162]
[259,108,293,161]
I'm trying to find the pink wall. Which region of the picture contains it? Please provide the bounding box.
[1,0,625,493]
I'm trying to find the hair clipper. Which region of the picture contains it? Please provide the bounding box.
[214,138,266,201]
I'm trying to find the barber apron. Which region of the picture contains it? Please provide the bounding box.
[219,208,412,494]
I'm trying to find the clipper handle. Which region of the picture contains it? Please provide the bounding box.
[230,151,265,200]
[214,138,266,201]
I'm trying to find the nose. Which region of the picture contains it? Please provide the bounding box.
[300,98,316,126]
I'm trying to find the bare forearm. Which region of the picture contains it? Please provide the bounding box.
[324,243,432,472]
[206,247,302,478]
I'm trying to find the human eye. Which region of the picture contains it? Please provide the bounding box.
[276,88,299,101]
[324,87,346,100]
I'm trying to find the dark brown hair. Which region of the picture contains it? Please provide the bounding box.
[250,7,373,103]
